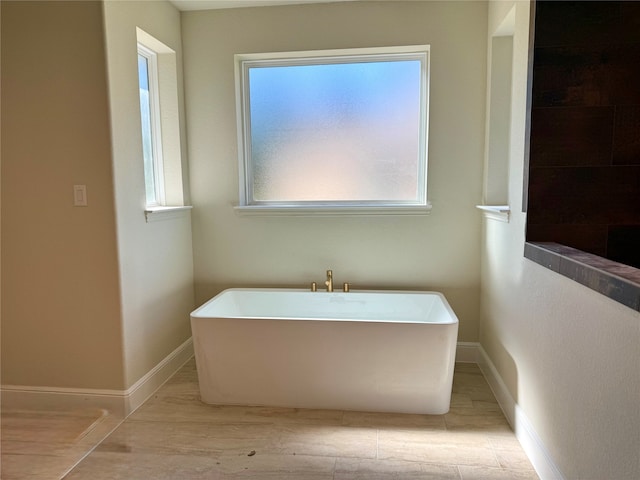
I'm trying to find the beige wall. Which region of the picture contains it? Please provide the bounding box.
[481,2,640,478]
[2,0,195,394]
[182,0,488,342]
[102,0,195,388]
[1,1,125,389]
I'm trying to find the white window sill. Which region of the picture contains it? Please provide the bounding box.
[144,205,193,223]
[476,205,510,222]
[234,204,433,216]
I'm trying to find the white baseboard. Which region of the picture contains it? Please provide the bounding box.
[1,337,193,417]
[476,344,566,480]
[123,337,194,414]
[1,385,130,417]
[475,344,516,425]
[455,341,481,363]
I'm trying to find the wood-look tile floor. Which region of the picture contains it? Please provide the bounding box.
[1,405,123,479]
[2,360,539,479]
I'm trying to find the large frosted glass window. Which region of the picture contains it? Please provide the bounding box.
[235,46,430,211]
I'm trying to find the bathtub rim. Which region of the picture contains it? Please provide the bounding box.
[190,287,459,325]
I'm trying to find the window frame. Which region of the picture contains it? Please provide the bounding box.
[234,45,431,215]
[137,43,165,208]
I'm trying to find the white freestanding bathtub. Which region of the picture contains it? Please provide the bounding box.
[190,288,459,414]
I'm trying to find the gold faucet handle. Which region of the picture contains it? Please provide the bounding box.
[343,282,350,292]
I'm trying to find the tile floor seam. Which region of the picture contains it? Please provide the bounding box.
[488,439,503,471]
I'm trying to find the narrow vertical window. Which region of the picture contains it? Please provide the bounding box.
[137,45,164,206]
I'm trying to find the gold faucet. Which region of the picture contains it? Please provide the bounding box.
[325,270,333,292]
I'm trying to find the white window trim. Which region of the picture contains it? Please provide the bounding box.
[234,45,431,215]
[138,43,165,207]
[144,205,193,223]
[233,204,432,216]
[476,204,510,222]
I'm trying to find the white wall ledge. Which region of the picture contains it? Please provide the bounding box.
[525,242,640,312]
[144,205,193,222]
[476,205,510,222]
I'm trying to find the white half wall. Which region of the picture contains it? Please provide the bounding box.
[480,2,640,479]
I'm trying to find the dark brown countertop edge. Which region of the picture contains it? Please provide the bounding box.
[524,242,640,313]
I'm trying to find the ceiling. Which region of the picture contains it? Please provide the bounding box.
[169,0,356,11]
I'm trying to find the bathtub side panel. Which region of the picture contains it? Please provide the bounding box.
[191,316,457,414]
